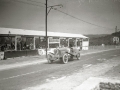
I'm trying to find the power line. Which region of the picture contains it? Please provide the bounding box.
[26,0,45,5]
[54,9,113,30]
[47,0,56,4]
[11,0,114,30]
[47,1,113,30]
[11,0,45,8]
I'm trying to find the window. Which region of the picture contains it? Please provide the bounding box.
[77,38,82,47]
[39,37,46,49]
[21,36,26,50]
[26,37,34,50]
[49,43,59,48]
[69,38,76,47]
[49,37,60,48]
[83,38,89,41]
[60,38,68,47]
[0,36,15,51]
[35,37,39,49]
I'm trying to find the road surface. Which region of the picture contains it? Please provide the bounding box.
[0,49,120,90]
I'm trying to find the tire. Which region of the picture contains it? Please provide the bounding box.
[47,54,53,64]
[62,53,68,64]
[76,53,81,60]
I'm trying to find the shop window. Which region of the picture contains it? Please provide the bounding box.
[77,39,82,47]
[60,38,68,47]
[17,36,26,50]
[11,37,15,50]
[49,43,59,48]
[17,36,22,50]
[21,37,26,50]
[0,36,15,51]
[26,37,34,50]
[39,37,46,49]
[69,38,76,47]
[48,37,60,48]
[35,37,39,49]
[83,38,88,41]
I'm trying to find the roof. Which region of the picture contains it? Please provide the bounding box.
[0,27,88,38]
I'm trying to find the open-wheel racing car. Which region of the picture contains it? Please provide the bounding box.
[47,47,81,64]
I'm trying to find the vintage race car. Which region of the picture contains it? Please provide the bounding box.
[47,47,81,64]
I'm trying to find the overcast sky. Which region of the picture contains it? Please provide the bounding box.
[0,0,120,34]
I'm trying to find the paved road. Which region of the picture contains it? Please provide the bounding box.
[0,49,120,90]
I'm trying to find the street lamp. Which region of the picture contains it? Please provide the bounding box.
[47,4,63,15]
[45,0,63,58]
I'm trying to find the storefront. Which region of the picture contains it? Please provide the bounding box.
[0,27,89,59]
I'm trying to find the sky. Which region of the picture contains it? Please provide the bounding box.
[0,0,120,35]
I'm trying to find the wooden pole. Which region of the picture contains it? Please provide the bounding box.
[45,0,48,58]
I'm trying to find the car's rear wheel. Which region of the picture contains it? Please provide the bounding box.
[47,54,53,64]
[62,53,68,64]
[76,53,81,60]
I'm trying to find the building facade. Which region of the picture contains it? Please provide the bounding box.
[0,27,89,58]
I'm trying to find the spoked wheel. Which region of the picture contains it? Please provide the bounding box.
[76,53,81,60]
[62,53,68,64]
[47,54,53,64]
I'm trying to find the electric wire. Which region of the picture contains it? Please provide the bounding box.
[11,0,45,8]
[26,0,45,5]
[11,0,114,30]
[54,9,113,30]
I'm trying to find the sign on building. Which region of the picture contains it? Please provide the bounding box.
[113,37,119,44]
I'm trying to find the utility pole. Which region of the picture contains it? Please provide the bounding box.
[45,0,48,58]
[45,0,63,58]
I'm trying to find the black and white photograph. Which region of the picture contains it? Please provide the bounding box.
[0,0,120,90]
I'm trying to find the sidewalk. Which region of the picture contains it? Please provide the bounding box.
[0,47,119,71]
